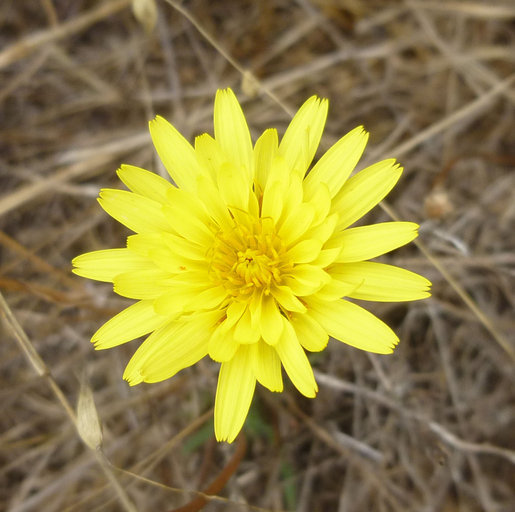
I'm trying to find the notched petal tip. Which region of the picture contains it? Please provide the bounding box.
[123,371,143,386]
[91,336,115,351]
[303,94,328,109]
[346,124,368,142]
[218,87,236,97]
[149,114,167,126]
[214,87,253,176]
[70,255,82,269]
[375,336,399,355]
[316,96,329,113]
[304,124,369,199]
[115,164,127,176]
[98,187,112,198]
[91,338,103,350]
[148,115,168,137]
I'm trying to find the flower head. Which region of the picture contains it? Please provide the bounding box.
[73,89,431,442]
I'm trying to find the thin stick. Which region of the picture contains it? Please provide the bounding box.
[381,201,514,362]
[163,0,294,116]
[389,74,515,158]
[314,371,515,465]
[0,0,131,70]
[0,131,148,219]
[0,291,137,512]
[169,434,247,512]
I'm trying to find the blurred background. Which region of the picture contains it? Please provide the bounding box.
[1,1,514,511]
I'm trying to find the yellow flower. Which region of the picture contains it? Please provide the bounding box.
[73,89,431,442]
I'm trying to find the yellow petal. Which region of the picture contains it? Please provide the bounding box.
[163,187,214,246]
[278,202,315,247]
[154,282,206,315]
[214,345,256,442]
[249,291,263,330]
[208,323,239,362]
[113,268,174,299]
[126,233,206,275]
[152,288,191,316]
[302,213,337,247]
[330,262,431,301]
[307,182,331,226]
[275,317,317,397]
[253,128,279,194]
[314,278,357,301]
[333,222,419,263]
[289,264,330,291]
[225,300,247,329]
[124,310,222,385]
[72,249,149,283]
[271,285,307,313]
[283,275,319,296]
[149,115,204,192]
[308,297,399,354]
[98,189,171,233]
[267,154,291,190]
[127,234,182,270]
[195,174,234,231]
[287,239,322,264]
[260,295,284,345]
[214,88,253,178]
[250,341,283,392]
[217,161,250,213]
[261,180,284,224]
[188,285,228,312]
[247,183,260,219]
[234,305,261,344]
[159,232,208,262]
[126,232,171,258]
[153,281,225,315]
[194,133,223,181]
[311,247,341,268]
[290,313,328,352]
[332,159,402,230]
[117,164,173,203]
[92,300,168,349]
[279,96,328,176]
[278,172,303,222]
[303,126,368,199]
[148,248,205,275]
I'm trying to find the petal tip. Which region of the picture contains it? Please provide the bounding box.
[123,370,143,386]
[116,164,131,180]
[148,115,172,136]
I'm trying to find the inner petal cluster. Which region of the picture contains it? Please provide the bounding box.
[209,216,293,299]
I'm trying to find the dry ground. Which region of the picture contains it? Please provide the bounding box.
[1,1,514,511]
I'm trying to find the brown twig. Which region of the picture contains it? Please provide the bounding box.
[0,0,131,70]
[169,434,248,512]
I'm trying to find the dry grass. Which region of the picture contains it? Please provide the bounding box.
[1,1,514,511]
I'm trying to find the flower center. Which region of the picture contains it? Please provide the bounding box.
[209,217,292,298]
